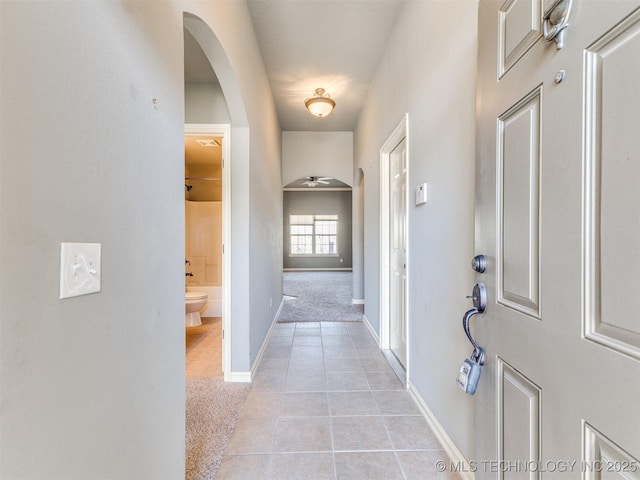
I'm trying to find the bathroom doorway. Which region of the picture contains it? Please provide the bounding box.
[184,124,230,378]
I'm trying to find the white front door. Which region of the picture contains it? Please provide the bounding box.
[390,136,408,369]
[475,1,640,474]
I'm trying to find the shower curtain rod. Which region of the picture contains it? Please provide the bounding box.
[184,177,222,181]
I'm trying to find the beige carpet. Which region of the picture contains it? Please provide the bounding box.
[185,377,250,480]
[279,271,364,322]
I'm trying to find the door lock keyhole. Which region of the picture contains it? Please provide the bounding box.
[465,282,487,312]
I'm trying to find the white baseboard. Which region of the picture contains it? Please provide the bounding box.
[352,298,365,304]
[363,314,470,479]
[407,381,475,480]
[283,268,353,272]
[249,298,285,379]
[362,314,380,344]
[227,371,252,383]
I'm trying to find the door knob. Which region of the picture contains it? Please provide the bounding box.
[471,255,487,273]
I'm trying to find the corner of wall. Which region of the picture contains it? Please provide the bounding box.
[248,298,285,379]
[408,382,476,480]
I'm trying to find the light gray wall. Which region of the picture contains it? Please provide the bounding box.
[282,131,353,186]
[185,82,231,124]
[283,191,353,269]
[0,2,185,478]
[354,0,478,461]
[0,1,281,478]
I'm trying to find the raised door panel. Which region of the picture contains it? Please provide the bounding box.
[497,358,541,479]
[583,9,640,359]
[499,0,542,77]
[583,423,640,480]
[497,87,542,318]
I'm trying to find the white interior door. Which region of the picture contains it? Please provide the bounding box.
[475,1,640,474]
[390,137,408,369]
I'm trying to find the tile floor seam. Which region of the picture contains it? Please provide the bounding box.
[272,337,294,456]
[332,448,436,453]
[265,453,274,480]
[328,413,421,417]
[393,449,410,480]
[278,415,330,419]
[327,390,338,480]
[271,449,337,454]
[379,398,398,459]
[224,447,441,455]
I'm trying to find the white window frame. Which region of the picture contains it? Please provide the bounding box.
[289,214,339,257]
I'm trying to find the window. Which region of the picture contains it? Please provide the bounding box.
[290,214,338,256]
[290,219,313,255]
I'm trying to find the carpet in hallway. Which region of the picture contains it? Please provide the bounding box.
[185,377,250,480]
[278,271,363,322]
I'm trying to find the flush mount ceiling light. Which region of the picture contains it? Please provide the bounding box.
[196,139,221,147]
[304,88,335,117]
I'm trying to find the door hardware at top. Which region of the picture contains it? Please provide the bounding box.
[543,0,574,50]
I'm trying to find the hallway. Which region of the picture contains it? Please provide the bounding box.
[215,321,461,480]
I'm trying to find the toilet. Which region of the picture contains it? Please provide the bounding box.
[185,291,208,327]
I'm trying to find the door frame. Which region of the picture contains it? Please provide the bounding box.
[185,123,232,379]
[379,113,409,384]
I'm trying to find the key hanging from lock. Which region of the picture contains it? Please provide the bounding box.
[457,308,485,395]
[457,352,483,395]
[456,282,487,395]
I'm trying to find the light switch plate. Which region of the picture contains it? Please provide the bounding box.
[60,242,101,299]
[415,183,428,205]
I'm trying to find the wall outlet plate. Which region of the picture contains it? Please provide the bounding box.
[60,242,101,299]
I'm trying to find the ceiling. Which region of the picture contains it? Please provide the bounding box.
[183,1,404,132]
[246,0,403,131]
[183,1,404,189]
[184,135,223,169]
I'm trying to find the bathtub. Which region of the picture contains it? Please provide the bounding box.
[186,286,222,317]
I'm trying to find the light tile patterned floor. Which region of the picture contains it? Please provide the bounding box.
[186,317,222,377]
[216,321,462,480]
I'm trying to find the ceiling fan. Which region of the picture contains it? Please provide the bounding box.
[302,176,332,187]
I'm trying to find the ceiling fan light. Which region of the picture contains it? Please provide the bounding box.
[305,88,335,117]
